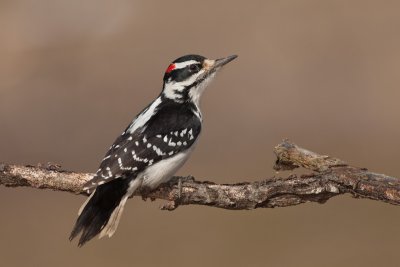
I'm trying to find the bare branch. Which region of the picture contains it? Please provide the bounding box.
[1,140,399,210]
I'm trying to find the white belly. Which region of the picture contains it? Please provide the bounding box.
[138,147,194,189]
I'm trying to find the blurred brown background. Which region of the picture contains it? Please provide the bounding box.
[1,0,400,266]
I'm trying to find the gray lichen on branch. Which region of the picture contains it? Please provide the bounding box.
[1,140,399,210]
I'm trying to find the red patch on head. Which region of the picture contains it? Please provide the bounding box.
[165,64,176,74]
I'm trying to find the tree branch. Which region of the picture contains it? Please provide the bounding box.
[1,140,399,210]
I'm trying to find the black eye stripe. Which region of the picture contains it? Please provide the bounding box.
[188,64,201,72]
[168,68,192,82]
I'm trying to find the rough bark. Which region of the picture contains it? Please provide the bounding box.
[1,140,399,210]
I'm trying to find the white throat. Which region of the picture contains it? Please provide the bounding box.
[188,72,216,107]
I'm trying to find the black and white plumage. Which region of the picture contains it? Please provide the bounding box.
[69,54,237,246]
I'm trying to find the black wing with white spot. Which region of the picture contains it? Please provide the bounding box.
[83,100,201,192]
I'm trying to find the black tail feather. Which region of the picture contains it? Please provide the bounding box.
[69,178,130,247]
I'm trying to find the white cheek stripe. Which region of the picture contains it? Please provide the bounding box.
[164,70,204,94]
[173,60,199,70]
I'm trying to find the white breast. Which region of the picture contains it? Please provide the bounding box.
[138,146,195,189]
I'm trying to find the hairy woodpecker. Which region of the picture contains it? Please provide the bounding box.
[69,54,237,246]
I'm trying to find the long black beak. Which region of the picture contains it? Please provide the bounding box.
[214,55,238,69]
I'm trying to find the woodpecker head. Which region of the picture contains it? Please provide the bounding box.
[162,54,237,105]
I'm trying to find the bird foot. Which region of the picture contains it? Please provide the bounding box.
[159,176,194,210]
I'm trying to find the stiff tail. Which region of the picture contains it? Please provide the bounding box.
[69,178,138,247]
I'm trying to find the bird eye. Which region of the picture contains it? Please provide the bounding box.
[189,64,200,72]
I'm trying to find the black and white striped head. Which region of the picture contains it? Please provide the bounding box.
[162,54,237,105]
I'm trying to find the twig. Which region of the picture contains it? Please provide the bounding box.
[1,140,399,210]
